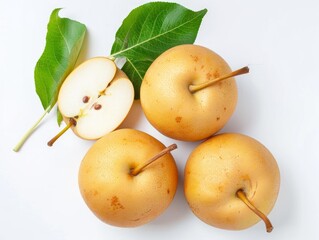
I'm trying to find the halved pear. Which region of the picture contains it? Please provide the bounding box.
[57,57,134,140]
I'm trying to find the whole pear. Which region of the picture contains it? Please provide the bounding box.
[140,44,248,141]
[184,133,280,232]
[78,129,178,227]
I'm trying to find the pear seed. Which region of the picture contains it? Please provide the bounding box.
[94,104,102,110]
[82,96,90,103]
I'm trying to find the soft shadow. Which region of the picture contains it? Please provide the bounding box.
[147,140,199,227]
[148,170,192,227]
[118,100,144,129]
[221,67,259,134]
[74,30,90,67]
[270,153,298,231]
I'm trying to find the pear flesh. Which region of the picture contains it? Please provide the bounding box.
[58,57,134,140]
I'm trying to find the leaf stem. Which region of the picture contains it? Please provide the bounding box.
[106,55,116,61]
[13,106,51,152]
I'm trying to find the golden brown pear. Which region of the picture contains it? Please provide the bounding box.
[78,129,178,227]
[140,45,248,141]
[184,133,280,232]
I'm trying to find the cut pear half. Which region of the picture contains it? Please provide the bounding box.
[57,57,134,140]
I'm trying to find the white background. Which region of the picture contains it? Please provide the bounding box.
[1,0,318,239]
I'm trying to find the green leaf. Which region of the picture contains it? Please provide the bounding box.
[13,9,86,152]
[111,2,207,99]
[57,108,63,126]
[35,8,86,110]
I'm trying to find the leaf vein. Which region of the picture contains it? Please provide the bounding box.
[111,11,205,57]
[126,58,143,81]
[56,15,71,54]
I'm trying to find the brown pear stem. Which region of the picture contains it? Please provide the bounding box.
[189,66,249,93]
[47,118,76,147]
[130,144,177,176]
[236,189,273,233]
